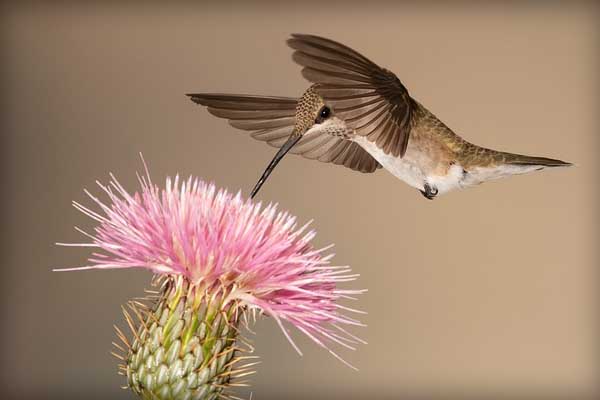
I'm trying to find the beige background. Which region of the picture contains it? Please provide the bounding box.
[1,2,598,399]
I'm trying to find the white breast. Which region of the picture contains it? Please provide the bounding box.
[353,136,470,195]
[353,136,425,190]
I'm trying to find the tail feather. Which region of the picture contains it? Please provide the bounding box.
[461,150,572,187]
[502,153,572,168]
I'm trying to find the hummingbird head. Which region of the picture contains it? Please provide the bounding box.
[295,85,348,138]
[250,85,349,198]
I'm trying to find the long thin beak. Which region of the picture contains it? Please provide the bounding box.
[250,134,302,199]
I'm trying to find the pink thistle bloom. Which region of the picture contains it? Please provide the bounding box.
[57,163,365,368]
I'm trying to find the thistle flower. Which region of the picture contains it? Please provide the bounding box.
[57,162,365,400]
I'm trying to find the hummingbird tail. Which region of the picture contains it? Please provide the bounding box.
[460,150,572,188]
[502,153,573,168]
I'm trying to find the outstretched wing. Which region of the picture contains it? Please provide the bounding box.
[188,93,381,173]
[288,33,415,158]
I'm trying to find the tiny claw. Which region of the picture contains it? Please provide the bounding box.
[420,182,438,200]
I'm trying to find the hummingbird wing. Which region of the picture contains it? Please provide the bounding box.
[187,93,381,173]
[288,34,415,158]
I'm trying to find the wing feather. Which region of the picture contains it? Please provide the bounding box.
[188,93,381,173]
[288,33,415,158]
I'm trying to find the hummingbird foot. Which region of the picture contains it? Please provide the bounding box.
[420,182,438,200]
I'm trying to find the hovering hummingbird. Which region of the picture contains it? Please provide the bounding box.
[188,34,571,200]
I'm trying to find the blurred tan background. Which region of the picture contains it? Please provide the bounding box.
[1,2,598,399]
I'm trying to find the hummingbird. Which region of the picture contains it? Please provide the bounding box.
[188,34,571,200]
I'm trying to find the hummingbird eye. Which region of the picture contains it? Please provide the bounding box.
[316,106,331,123]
